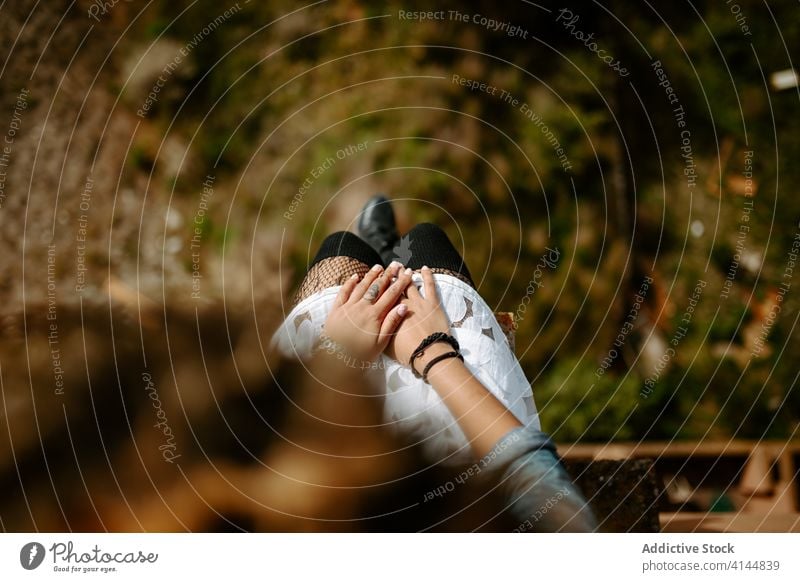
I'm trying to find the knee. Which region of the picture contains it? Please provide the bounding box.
[406,222,447,239]
[408,222,443,233]
[323,230,353,241]
[319,231,359,248]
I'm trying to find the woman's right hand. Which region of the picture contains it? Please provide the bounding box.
[323,262,413,363]
[386,266,452,372]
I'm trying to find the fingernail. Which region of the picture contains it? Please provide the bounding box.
[397,304,408,316]
[422,265,430,271]
[351,273,359,279]
[404,268,412,276]
[388,260,401,269]
[372,264,382,271]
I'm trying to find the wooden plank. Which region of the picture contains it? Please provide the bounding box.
[559,440,800,460]
[660,511,800,533]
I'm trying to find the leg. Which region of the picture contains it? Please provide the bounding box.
[401,223,475,287]
[293,231,383,306]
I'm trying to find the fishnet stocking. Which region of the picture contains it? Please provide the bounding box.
[293,258,475,307]
[293,256,371,307]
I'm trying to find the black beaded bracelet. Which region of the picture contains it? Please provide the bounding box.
[421,351,464,383]
[410,332,460,378]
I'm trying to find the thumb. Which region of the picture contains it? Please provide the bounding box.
[378,303,408,346]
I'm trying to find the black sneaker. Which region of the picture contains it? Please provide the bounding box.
[357,195,400,265]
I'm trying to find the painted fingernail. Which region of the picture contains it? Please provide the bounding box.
[404,268,412,276]
[397,304,408,316]
[372,264,382,271]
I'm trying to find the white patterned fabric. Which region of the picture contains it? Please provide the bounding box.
[271,273,540,465]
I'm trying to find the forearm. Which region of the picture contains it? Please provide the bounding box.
[480,427,598,532]
[307,347,377,422]
[421,343,522,458]
[420,345,596,531]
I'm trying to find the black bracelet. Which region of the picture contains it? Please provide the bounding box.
[410,332,460,378]
[421,351,464,383]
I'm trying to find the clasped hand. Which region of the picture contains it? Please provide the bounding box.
[323,263,451,369]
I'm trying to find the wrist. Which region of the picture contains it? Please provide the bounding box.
[409,332,460,378]
[423,352,464,384]
[412,341,452,375]
[318,333,376,366]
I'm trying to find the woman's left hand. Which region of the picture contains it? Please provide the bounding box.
[322,262,414,362]
[385,266,451,371]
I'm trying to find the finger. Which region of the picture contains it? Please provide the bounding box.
[372,260,403,300]
[421,265,439,304]
[334,273,360,306]
[375,267,413,316]
[365,261,402,304]
[349,264,384,304]
[406,279,422,299]
[377,303,408,347]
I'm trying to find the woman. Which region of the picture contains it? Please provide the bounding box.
[272,196,597,532]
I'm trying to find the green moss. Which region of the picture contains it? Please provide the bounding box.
[535,358,640,442]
